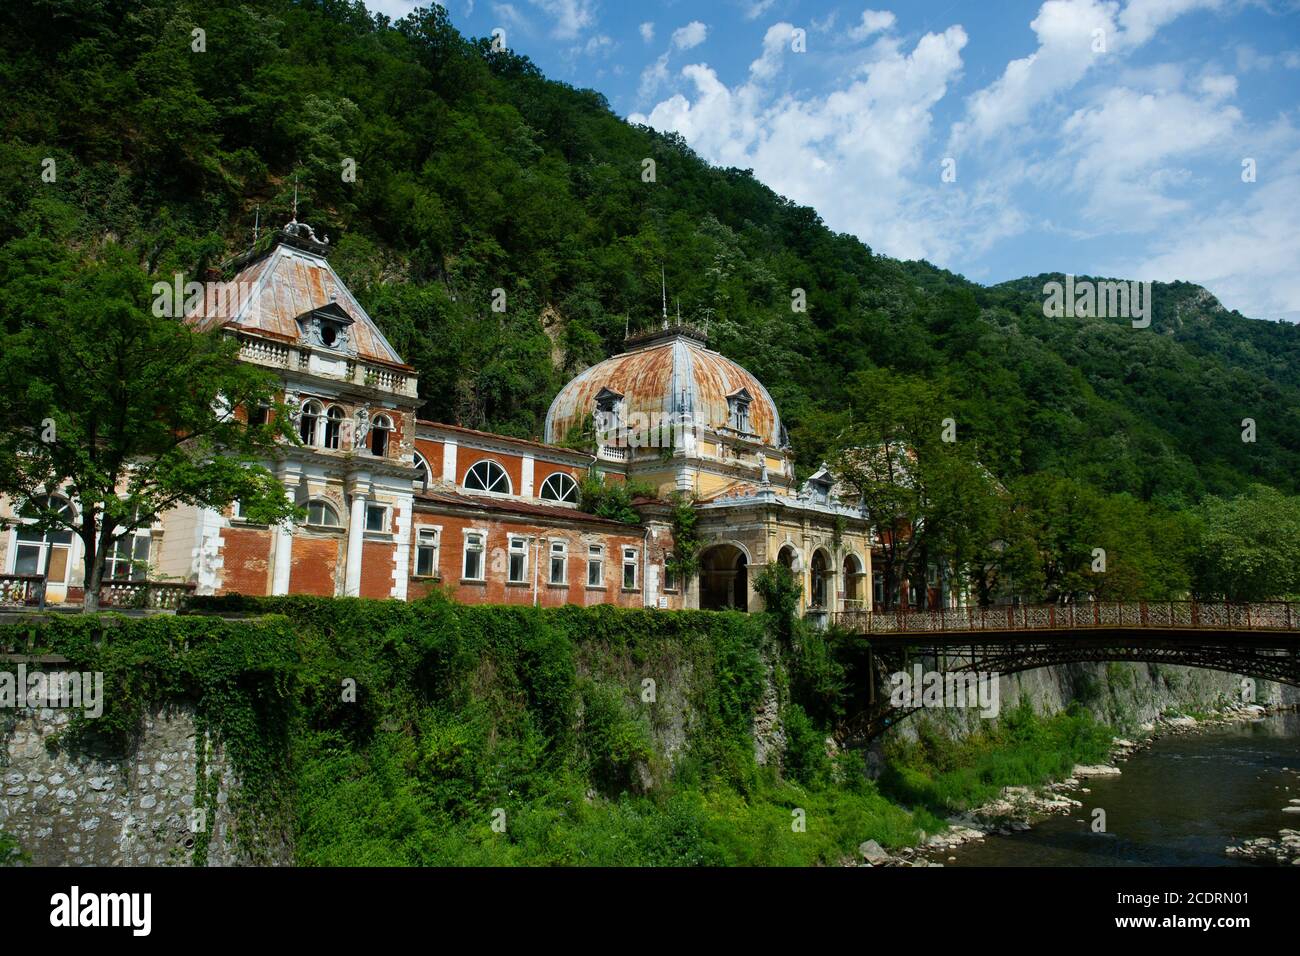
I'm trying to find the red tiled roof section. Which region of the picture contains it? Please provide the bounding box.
[417,421,595,461]
[414,490,636,527]
[186,242,410,369]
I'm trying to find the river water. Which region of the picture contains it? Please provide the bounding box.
[945,712,1300,867]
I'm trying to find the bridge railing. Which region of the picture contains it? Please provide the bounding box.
[833,601,1297,635]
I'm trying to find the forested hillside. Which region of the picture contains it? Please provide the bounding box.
[2,0,1297,509]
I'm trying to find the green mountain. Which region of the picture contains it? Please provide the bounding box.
[2,0,1296,503]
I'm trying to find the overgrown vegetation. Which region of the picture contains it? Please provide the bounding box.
[2,596,1129,866]
[878,699,1113,822]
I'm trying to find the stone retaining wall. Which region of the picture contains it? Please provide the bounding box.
[0,705,248,866]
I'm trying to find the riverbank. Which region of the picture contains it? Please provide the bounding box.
[858,700,1291,867]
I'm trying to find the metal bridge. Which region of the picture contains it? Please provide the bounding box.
[831,601,1300,743]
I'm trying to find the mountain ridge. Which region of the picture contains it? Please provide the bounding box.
[0,0,1294,500]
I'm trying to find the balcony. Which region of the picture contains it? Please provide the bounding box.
[236,332,418,398]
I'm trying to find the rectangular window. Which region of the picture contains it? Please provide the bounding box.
[549,540,567,585]
[587,545,604,587]
[365,504,388,533]
[663,554,678,592]
[622,547,638,590]
[463,533,485,581]
[105,532,151,581]
[508,536,528,584]
[415,528,439,578]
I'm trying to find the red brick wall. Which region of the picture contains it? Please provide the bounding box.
[409,510,657,608]
[220,526,273,596]
[414,438,443,476]
[289,533,341,596]
[359,539,396,598]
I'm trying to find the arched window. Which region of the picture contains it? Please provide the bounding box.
[537,472,579,503]
[12,494,74,578]
[306,499,341,528]
[843,553,864,607]
[299,401,322,446]
[463,460,511,495]
[810,550,829,609]
[323,405,344,450]
[413,451,430,492]
[371,414,392,458]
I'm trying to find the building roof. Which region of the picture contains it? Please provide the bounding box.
[416,421,595,462]
[543,328,783,448]
[187,232,410,369]
[413,490,634,528]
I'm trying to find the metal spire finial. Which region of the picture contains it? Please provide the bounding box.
[661,265,668,327]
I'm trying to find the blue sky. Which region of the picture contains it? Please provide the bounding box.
[364,1,1300,320]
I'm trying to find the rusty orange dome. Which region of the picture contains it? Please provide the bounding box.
[544,327,784,448]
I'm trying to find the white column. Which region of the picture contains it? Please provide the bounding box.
[441,439,458,483]
[270,474,298,596]
[521,454,535,498]
[344,482,369,597]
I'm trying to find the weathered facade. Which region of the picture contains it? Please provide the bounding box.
[1,224,879,617]
[543,323,875,617]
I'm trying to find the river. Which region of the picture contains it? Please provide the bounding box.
[943,712,1300,866]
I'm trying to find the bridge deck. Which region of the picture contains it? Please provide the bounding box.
[834,601,1299,637]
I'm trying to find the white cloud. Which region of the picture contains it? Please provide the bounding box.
[639,21,654,43]
[1118,0,1223,47]
[529,0,596,40]
[1123,152,1300,318]
[492,3,527,29]
[640,22,711,101]
[849,9,897,41]
[639,57,671,100]
[1236,44,1300,72]
[743,0,777,21]
[1057,84,1242,227]
[1197,71,1237,100]
[630,0,1297,314]
[630,25,979,263]
[672,21,708,52]
[951,0,1120,150]
[578,34,616,58]
[749,22,797,82]
[951,0,1227,150]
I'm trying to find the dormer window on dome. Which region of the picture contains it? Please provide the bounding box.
[593,386,624,437]
[726,388,753,434]
[296,300,354,352]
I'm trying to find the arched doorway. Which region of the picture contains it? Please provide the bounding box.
[699,544,748,611]
[809,549,830,610]
[843,553,864,608]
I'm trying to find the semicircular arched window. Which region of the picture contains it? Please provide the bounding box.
[463,459,511,495]
[305,499,341,528]
[412,450,430,492]
[537,472,579,504]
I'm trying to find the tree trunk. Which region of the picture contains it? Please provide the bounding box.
[80,519,114,612]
